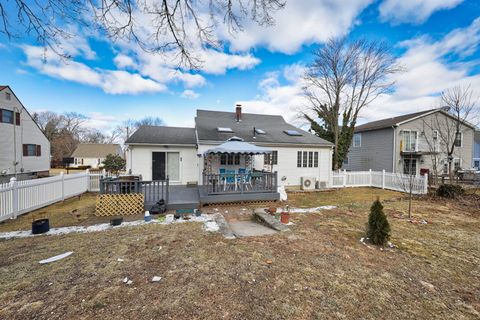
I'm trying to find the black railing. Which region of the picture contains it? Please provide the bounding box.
[202,171,277,195]
[100,178,169,204]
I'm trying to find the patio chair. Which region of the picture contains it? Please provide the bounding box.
[238,168,252,190]
[225,169,236,191]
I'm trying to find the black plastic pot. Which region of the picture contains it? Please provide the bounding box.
[32,219,50,234]
[110,217,123,226]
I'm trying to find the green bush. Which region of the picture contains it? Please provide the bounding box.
[436,184,464,198]
[102,154,126,174]
[366,199,391,246]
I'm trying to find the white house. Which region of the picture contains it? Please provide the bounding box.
[0,86,50,181]
[69,143,123,169]
[125,106,333,194]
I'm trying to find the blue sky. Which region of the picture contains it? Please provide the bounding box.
[0,0,479,132]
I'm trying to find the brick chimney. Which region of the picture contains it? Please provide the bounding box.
[235,104,242,122]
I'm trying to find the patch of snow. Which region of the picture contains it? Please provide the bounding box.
[203,221,220,232]
[277,206,336,214]
[0,214,218,240]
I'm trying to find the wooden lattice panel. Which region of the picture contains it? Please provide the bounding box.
[95,194,144,216]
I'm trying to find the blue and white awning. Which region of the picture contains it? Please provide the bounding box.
[204,141,272,155]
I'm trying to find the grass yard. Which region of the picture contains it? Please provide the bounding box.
[0,193,143,233]
[0,188,479,319]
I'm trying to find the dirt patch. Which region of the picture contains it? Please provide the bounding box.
[0,188,478,319]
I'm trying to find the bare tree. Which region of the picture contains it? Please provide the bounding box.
[421,86,478,183]
[303,37,403,169]
[114,116,165,143]
[0,0,285,68]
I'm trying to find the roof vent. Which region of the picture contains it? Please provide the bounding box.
[255,128,266,134]
[284,130,303,136]
[217,127,233,133]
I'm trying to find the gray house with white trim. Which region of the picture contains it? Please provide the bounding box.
[344,108,477,175]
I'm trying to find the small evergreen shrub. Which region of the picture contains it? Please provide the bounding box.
[366,199,391,246]
[436,184,465,198]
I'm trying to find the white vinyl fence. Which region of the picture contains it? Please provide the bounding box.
[332,170,428,195]
[0,170,107,222]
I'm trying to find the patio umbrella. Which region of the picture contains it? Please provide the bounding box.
[204,141,272,155]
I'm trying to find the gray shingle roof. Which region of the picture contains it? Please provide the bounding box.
[126,126,196,145]
[71,144,121,158]
[354,109,435,133]
[195,110,333,146]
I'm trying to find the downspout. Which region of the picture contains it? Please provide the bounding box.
[392,126,396,173]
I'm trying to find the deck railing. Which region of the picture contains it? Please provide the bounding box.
[100,178,169,205]
[202,171,278,195]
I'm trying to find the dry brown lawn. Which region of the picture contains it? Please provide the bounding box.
[0,188,479,319]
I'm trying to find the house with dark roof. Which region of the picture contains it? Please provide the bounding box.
[69,143,123,169]
[0,86,50,181]
[125,105,333,203]
[343,108,477,175]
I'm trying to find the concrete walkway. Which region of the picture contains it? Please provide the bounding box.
[228,220,277,237]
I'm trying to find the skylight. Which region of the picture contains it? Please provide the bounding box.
[217,127,233,133]
[284,130,303,136]
[255,128,266,134]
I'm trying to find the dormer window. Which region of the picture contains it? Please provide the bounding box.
[5,92,11,100]
[284,130,302,136]
[217,127,233,133]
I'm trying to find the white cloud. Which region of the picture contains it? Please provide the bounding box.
[181,89,200,99]
[362,17,480,123]
[379,0,464,24]
[237,65,307,125]
[240,18,480,126]
[218,0,373,53]
[114,54,136,68]
[23,45,166,94]
[199,50,260,74]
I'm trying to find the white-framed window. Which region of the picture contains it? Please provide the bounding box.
[297,151,319,168]
[264,151,278,165]
[454,132,463,147]
[401,130,417,152]
[353,133,361,147]
[474,159,480,170]
[453,158,462,171]
[5,92,11,100]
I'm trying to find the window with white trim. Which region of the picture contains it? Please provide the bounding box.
[401,130,417,152]
[454,132,463,147]
[264,151,278,165]
[353,133,361,147]
[297,151,319,168]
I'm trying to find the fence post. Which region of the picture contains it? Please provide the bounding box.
[369,169,372,186]
[382,169,385,189]
[343,169,347,187]
[423,173,429,194]
[60,172,65,201]
[10,177,18,219]
[86,169,90,192]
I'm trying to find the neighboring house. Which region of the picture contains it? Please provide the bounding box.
[70,143,123,169]
[474,131,480,170]
[125,106,333,188]
[0,86,50,181]
[344,108,476,175]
